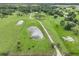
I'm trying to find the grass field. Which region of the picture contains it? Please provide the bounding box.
[52,17,79,56]
[38,14,79,56]
[32,12,79,55]
[0,14,54,56]
[0,9,79,56]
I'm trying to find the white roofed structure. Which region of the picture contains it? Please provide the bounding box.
[28,26,44,39]
[16,20,24,26]
[62,36,74,42]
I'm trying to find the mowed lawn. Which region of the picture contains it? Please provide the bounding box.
[0,14,54,56]
[40,13,79,55]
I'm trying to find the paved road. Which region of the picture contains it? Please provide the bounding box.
[29,13,62,56]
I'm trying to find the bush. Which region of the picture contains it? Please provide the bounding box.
[28,48,31,50]
[16,41,21,51]
[17,41,21,45]
[0,52,9,56]
[53,14,58,18]
[32,45,35,48]
[51,44,54,48]
[16,45,22,51]
[60,20,65,26]
[72,25,79,35]
[55,24,59,28]
[64,21,76,30]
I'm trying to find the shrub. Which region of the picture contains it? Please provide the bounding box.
[72,25,79,35]
[17,41,21,45]
[0,52,9,56]
[60,20,65,26]
[64,21,76,30]
[53,14,58,18]
[28,48,31,50]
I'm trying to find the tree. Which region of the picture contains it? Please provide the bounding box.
[64,21,76,30]
[69,6,76,9]
[64,11,76,22]
[60,20,65,26]
[53,14,58,18]
[72,25,79,35]
[73,19,78,23]
[16,11,24,16]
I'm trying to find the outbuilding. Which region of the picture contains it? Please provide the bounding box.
[16,20,24,26]
[62,36,74,42]
[28,26,44,39]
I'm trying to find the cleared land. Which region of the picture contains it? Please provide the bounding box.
[0,14,54,56]
[0,4,79,56]
[38,13,79,56]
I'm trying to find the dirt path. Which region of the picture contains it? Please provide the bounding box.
[37,20,62,56]
[29,13,62,56]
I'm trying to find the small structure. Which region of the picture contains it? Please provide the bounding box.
[28,26,44,39]
[62,36,74,42]
[16,20,24,26]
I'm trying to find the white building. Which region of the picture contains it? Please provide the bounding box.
[62,36,74,42]
[28,26,44,39]
[16,20,24,26]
